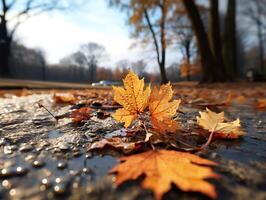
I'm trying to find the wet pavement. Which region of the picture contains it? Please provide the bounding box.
[0,92,266,200]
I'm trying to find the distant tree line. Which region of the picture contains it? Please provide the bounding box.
[1,0,266,83]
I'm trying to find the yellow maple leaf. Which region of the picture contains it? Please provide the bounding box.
[112,71,151,127]
[110,150,219,200]
[149,83,181,133]
[197,108,245,139]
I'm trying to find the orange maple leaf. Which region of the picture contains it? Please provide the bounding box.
[110,150,219,200]
[112,71,151,127]
[149,83,181,133]
[112,71,181,133]
[197,108,245,139]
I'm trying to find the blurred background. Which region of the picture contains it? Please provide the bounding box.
[0,0,266,85]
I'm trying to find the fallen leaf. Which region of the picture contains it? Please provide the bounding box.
[71,107,91,122]
[112,71,151,127]
[110,150,219,200]
[53,93,76,104]
[197,108,245,139]
[256,99,266,109]
[149,83,181,133]
[90,137,139,153]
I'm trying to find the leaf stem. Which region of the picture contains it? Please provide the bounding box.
[37,103,58,121]
[142,122,156,150]
[200,130,215,149]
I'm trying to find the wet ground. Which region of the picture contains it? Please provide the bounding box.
[0,87,266,200]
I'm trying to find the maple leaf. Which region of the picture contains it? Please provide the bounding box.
[110,150,219,200]
[149,83,181,133]
[71,107,91,122]
[112,71,151,127]
[197,108,245,139]
[53,93,76,104]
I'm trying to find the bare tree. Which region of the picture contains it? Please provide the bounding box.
[131,59,147,76]
[175,19,197,81]
[60,42,108,83]
[110,0,182,84]
[241,0,266,73]
[0,0,77,77]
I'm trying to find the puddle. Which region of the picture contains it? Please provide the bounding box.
[48,130,62,139]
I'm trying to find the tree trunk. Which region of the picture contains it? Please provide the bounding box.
[159,0,168,84]
[143,7,168,84]
[223,0,237,80]
[257,20,265,72]
[0,17,11,77]
[182,0,217,82]
[208,0,226,81]
[185,42,191,81]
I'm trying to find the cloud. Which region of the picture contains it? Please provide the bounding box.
[14,3,139,66]
[13,1,181,71]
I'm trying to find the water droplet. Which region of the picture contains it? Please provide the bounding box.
[53,183,66,195]
[32,160,45,168]
[57,161,67,169]
[2,180,12,189]
[82,167,93,174]
[9,188,17,196]
[16,166,28,175]
[85,153,93,159]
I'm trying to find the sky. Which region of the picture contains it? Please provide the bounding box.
[10,0,183,72]
[13,1,139,66]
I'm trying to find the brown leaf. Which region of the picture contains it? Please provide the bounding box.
[71,107,91,122]
[256,99,266,109]
[90,137,139,153]
[53,93,76,104]
[110,150,219,200]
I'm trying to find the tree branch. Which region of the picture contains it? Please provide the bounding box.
[143,8,161,66]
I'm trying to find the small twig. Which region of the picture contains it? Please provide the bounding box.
[37,103,58,121]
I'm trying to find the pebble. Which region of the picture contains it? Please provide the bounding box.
[69,170,80,176]
[24,154,36,161]
[73,151,82,157]
[0,138,8,146]
[58,143,70,151]
[19,144,34,152]
[4,145,17,155]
